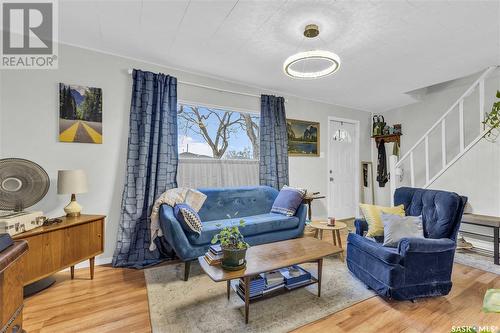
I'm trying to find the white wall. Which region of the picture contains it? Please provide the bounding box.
[0,43,371,263]
[378,68,500,250]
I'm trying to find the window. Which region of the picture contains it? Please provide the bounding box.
[176,103,260,188]
[177,104,260,160]
[333,129,352,143]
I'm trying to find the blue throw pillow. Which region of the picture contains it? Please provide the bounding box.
[271,185,306,216]
[174,203,203,236]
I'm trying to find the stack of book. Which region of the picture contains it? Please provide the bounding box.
[231,266,314,301]
[203,244,223,266]
[281,265,313,290]
[262,270,285,294]
[237,275,266,299]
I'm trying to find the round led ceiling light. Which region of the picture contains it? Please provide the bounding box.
[283,24,341,79]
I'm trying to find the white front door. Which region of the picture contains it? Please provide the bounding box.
[328,120,357,219]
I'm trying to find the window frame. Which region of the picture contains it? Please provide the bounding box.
[177,100,260,161]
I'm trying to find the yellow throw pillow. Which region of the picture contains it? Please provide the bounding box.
[359,203,405,237]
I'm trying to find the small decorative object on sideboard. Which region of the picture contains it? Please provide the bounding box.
[211,220,250,271]
[57,169,88,217]
[0,233,13,252]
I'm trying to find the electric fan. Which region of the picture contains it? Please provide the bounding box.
[0,158,49,214]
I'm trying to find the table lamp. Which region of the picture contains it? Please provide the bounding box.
[57,169,88,217]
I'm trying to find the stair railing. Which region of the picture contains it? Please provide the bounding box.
[389,66,498,205]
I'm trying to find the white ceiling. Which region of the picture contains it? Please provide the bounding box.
[58,0,500,112]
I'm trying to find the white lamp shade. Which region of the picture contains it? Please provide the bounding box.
[57,169,88,194]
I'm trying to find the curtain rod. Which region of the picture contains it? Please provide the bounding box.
[127,69,286,102]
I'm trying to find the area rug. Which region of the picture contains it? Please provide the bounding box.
[455,250,500,275]
[145,256,374,333]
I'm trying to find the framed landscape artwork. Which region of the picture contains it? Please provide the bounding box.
[59,83,103,144]
[286,119,320,156]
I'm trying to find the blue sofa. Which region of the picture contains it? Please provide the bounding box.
[159,186,307,280]
[346,187,467,300]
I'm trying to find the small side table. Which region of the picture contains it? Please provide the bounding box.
[302,195,326,221]
[309,220,347,261]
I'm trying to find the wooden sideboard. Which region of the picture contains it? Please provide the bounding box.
[0,240,28,333]
[13,215,105,285]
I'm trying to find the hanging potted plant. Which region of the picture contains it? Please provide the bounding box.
[211,220,250,271]
[483,90,500,142]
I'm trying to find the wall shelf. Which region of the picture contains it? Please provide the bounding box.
[372,133,402,145]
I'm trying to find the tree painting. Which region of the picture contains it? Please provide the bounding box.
[59,83,103,144]
[286,119,320,156]
[178,104,259,160]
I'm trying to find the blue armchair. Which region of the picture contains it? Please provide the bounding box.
[159,186,307,280]
[346,187,467,300]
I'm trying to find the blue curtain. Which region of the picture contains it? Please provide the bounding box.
[112,69,178,268]
[259,94,289,189]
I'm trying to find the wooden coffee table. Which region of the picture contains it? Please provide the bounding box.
[198,237,342,324]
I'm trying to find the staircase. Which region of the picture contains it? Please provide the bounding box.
[389,66,498,205]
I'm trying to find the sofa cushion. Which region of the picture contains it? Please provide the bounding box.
[347,232,402,265]
[197,186,279,222]
[271,186,306,216]
[186,213,300,245]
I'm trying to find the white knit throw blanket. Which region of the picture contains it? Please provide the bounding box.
[149,188,206,251]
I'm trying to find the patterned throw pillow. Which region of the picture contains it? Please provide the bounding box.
[271,185,306,216]
[174,203,203,235]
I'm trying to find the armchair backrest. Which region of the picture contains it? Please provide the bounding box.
[394,187,467,241]
[196,186,278,222]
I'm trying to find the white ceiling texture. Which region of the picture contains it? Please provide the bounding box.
[59,0,500,112]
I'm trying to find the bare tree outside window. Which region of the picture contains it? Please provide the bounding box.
[178,104,260,160]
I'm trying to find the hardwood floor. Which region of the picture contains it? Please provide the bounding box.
[24,265,151,333]
[294,264,500,333]
[24,230,500,333]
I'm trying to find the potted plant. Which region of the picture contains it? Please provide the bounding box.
[211,220,250,271]
[483,90,500,142]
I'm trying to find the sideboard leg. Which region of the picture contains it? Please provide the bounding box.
[89,257,95,280]
[70,266,75,279]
